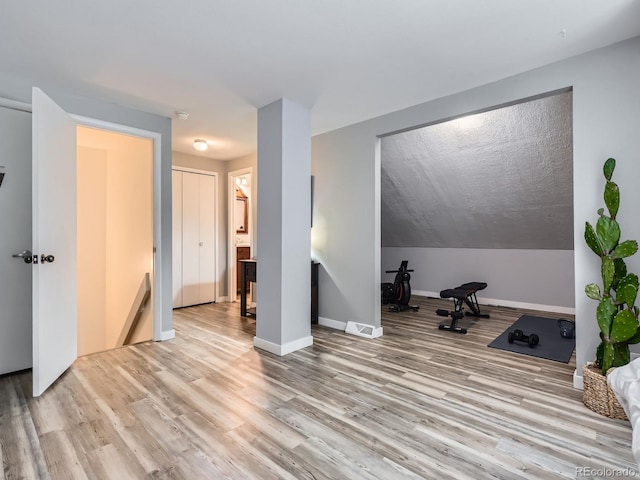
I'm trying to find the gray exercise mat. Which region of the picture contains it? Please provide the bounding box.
[488,315,575,363]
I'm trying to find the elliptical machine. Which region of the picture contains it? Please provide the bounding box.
[381,260,420,312]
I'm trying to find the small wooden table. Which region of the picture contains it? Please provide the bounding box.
[238,259,256,318]
[239,259,319,324]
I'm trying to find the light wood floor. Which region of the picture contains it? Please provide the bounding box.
[0,297,637,479]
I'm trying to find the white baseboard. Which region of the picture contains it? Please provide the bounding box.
[253,335,314,356]
[317,317,383,339]
[413,290,575,315]
[159,329,175,341]
[318,316,347,331]
[573,369,583,390]
[217,296,230,303]
[345,321,383,339]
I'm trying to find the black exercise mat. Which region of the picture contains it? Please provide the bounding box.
[488,315,575,363]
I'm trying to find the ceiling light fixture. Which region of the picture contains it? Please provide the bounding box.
[193,139,209,151]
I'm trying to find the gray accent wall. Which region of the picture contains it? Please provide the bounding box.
[381,247,575,310]
[311,36,640,373]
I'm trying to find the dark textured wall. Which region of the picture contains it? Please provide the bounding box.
[381,92,573,249]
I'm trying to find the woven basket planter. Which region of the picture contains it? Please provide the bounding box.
[582,362,628,421]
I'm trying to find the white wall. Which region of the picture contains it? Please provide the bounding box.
[382,247,575,312]
[171,151,258,301]
[312,36,640,374]
[0,106,32,375]
[77,146,108,355]
[103,131,154,347]
[77,129,154,354]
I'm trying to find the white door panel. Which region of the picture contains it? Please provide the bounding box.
[199,174,216,304]
[32,87,77,397]
[171,170,183,307]
[173,170,216,308]
[181,172,200,306]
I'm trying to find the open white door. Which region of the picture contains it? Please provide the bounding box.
[32,87,77,397]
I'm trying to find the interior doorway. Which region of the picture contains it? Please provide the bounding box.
[76,126,154,356]
[228,167,253,302]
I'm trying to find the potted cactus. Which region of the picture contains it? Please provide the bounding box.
[583,158,640,418]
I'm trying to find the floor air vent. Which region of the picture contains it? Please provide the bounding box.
[345,321,381,339]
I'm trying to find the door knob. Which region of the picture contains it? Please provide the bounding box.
[12,249,33,264]
[41,254,55,264]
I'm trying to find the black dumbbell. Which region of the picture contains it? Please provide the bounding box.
[507,329,539,348]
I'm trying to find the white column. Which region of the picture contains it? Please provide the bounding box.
[254,98,312,355]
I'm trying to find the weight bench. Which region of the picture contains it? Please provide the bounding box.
[435,282,489,334]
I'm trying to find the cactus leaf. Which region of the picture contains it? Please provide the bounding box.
[585,283,601,300]
[587,158,636,373]
[610,309,639,343]
[612,344,631,368]
[602,256,615,292]
[597,297,616,338]
[625,326,640,345]
[617,274,639,306]
[602,343,615,374]
[613,240,638,259]
[584,222,602,256]
[596,216,620,252]
[604,181,619,218]
[612,258,628,290]
[596,342,605,369]
[603,157,616,181]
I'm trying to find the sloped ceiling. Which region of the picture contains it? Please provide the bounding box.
[381,92,573,249]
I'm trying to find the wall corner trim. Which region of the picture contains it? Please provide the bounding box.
[159,329,176,341]
[573,368,583,390]
[253,335,313,356]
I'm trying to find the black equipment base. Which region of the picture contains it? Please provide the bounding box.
[383,261,419,313]
[437,282,488,334]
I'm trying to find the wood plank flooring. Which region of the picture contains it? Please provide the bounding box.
[0,296,637,479]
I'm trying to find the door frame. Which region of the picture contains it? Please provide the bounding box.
[171,166,219,303]
[72,114,163,342]
[228,167,253,302]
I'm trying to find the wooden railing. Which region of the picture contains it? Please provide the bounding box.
[116,272,151,347]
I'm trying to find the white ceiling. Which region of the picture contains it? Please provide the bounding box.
[0,1,638,160]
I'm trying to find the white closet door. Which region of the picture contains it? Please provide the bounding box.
[171,170,183,308]
[198,174,216,304]
[181,172,201,307]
